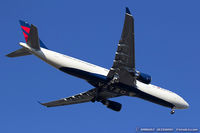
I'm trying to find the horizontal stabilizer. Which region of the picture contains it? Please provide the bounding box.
[6,48,31,57]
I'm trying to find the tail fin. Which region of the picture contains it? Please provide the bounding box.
[6,24,40,57]
[19,20,48,49]
[27,24,40,50]
[6,21,48,58]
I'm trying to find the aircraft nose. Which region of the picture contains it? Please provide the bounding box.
[182,100,189,109]
[174,95,189,109]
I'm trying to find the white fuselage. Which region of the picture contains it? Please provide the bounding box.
[20,42,189,110]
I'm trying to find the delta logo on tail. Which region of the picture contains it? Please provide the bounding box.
[19,20,30,42]
[19,20,48,49]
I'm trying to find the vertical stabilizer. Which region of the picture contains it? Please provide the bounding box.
[19,20,48,49]
[27,24,40,50]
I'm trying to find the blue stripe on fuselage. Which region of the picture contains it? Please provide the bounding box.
[59,66,175,108]
[59,67,107,82]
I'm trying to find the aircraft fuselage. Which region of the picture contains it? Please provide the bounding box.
[20,42,189,110]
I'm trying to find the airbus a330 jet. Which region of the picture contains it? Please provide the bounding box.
[7,8,189,114]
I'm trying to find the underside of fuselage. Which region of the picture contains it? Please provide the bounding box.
[59,66,175,109]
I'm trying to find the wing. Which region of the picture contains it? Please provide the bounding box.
[40,89,96,107]
[40,88,121,107]
[107,7,135,86]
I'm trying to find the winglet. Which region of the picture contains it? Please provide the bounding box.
[126,7,131,14]
[37,101,43,105]
[37,101,47,107]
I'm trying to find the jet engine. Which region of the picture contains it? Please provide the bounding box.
[101,100,122,112]
[135,71,151,84]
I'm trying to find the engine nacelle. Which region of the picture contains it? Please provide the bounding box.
[101,100,122,112]
[136,71,151,84]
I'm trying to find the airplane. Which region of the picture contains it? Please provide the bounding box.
[6,7,189,114]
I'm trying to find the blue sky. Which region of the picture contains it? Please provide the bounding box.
[1,0,200,132]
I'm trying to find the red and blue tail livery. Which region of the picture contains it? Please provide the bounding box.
[19,20,30,42]
[19,20,48,49]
